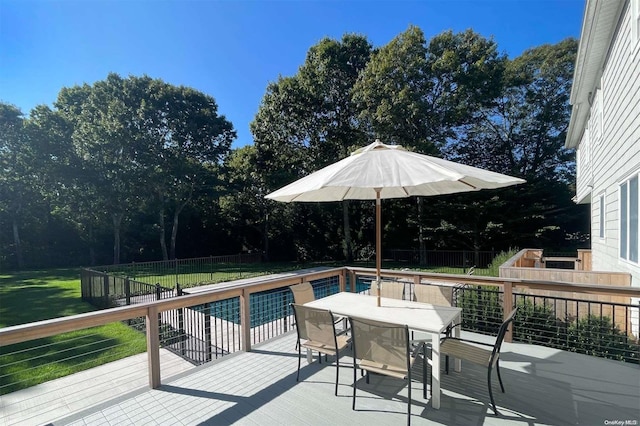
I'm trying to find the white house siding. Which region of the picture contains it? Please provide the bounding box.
[586,3,640,289]
[576,129,592,202]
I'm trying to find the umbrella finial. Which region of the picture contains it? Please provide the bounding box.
[351,140,406,156]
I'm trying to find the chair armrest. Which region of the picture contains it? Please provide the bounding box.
[443,322,460,337]
[410,339,432,356]
[440,336,493,347]
[411,341,426,358]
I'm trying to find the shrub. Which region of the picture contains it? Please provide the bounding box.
[456,288,639,364]
[512,298,560,346]
[565,315,639,363]
[457,286,503,334]
[486,248,519,277]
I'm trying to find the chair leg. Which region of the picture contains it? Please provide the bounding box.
[296,344,301,382]
[445,355,449,374]
[487,366,499,415]
[421,346,427,400]
[335,359,339,396]
[407,372,412,426]
[496,359,505,393]
[352,362,357,410]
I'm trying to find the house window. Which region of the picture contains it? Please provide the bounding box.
[620,173,639,263]
[600,195,605,239]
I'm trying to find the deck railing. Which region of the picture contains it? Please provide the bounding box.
[1,266,639,401]
[346,267,640,348]
[0,267,346,396]
[454,285,638,363]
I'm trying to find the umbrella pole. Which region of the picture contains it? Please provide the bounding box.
[376,189,381,307]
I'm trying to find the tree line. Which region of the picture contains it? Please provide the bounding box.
[0,27,588,270]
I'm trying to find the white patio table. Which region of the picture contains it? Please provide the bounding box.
[305,292,461,410]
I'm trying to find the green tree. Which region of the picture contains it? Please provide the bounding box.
[449,38,578,181]
[354,27,505,152]
[0,103,77,269]
[65,74,144,264]
[252,35,372,261]
[220,146,270,257]
[51,84,106,264]
[0,103,29,268]
[24,104,96,265]
[353,27,506,258]
[137,79,235,260]
[53,74,234,263]
[437,38,586,252]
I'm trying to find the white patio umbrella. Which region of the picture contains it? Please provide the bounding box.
[265,140,525,306]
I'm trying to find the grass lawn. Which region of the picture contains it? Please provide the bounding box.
[0,268,147,395]
[1,268,93,327]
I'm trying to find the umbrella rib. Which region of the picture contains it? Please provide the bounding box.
[460,180,477,190]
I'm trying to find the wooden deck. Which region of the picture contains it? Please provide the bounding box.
[48,331,639,426]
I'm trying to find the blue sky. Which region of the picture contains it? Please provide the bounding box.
[1,0,585,148]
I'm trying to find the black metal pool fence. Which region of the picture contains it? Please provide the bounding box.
[85,253,263,291]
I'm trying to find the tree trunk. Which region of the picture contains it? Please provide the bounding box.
[169,188,193,260]
[418,198,426,265]
[12,215,23,270]
[112,213,123,265]
[159,208,168,261]
[472,222,480,269]
[342,200,353,262]
[87,224,96,266]
[263,211,270,261]
[169,201,190,260]
[169,210,180,260]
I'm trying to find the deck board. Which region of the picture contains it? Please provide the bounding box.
[3,331,639,426]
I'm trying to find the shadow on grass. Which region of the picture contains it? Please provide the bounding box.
[0,268,92,327]
[0,268,150,396]
[0,324,147,395]
[0,267,81,283]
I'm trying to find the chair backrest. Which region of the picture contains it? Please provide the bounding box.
[371,280,405,300]
[413,284,453,306]
[349,316,410,373]
[290,282,316,305]
[291,304,337,348]
[490,307,518,366]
